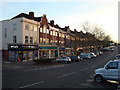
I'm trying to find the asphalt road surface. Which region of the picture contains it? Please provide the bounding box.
[2,47,120,90]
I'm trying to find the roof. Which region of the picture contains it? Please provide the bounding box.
[12,13,42,22]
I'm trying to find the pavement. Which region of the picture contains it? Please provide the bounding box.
[2,59,61,68]
[2,60,35,66]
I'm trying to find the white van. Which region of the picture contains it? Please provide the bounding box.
[93,60,120,83]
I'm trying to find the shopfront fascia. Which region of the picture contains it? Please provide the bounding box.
[8,44,38,61]
[39,46,58,59]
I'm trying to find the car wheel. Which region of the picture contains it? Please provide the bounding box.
[95,75,104,83]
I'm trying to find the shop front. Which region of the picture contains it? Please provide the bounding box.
[8,44,38,61]
[59,47,66,57]
[65,48,73,56]
[39,46,58,59]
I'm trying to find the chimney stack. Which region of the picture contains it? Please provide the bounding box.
[29,12,34,19]
[50,20,54,27]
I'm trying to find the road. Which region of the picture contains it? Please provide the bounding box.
[2,47,120,89]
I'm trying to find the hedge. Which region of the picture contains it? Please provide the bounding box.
[33,58,56,64]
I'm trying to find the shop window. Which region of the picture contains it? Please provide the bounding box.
[25,36,28,43]
[30,37,33,43]
[13,36,17,43]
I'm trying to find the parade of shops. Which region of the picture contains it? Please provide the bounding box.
[1,11,100,61]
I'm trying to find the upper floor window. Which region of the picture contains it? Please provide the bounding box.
[13,36,17,43]
[25,24,29,30]
[30,37,33,43]
[55,32,58,36]
[4,28,7,38]
[53,31,56,36]
[13,24,17,30]
[25,36,28,43]
[34,37,37,43]
[43,25,47,33]
[30,25,34,31]
[34,25,37,31]
[50,31,53,35]
[46,29,49,34]
[40,28,42,33]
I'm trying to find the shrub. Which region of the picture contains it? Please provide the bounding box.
[33,58,56,64]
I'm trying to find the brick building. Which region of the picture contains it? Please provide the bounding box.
[1,11,98,61]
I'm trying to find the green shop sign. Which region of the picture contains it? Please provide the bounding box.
[39,46,58,50]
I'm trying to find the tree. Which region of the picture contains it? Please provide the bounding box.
[103,35,111,41]
[90,25,106,41]
[81,21,92,33]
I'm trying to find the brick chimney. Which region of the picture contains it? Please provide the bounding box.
[50,20,54,27]
[29,12,34,19]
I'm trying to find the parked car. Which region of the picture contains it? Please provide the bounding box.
[80,53,92,59]
[69,56,83,62]
[95,51,100,56]
[89,52,97,58]
[56,57,71,63]
[99,51,103,55]
[110,48,114,51]
[93,60,120,83]
[95,51,103,56]
[115,54,120,59]
[102,47,110,51]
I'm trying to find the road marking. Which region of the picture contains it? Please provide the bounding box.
[18,81,45,88]
[13,66,20,68]
[90,65,96,68]
[80,68,89,71]
[22,64,69,72]
[57,72,76,79]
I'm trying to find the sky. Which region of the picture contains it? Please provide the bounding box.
[0,0,119,42]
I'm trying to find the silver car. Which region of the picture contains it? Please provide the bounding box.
[80,53,92,59]
[56,57,71,63]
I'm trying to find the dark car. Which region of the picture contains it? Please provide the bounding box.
[69,56,82,62]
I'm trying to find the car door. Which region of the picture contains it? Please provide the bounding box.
[104,62,119,81]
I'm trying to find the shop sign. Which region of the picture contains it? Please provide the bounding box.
[8,45,38,51]
[59,47,65,50]
[39,46,58,49]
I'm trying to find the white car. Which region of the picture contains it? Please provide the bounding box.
[56,57,71,63]
[89,52,97,58]
[93,60,120,83]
